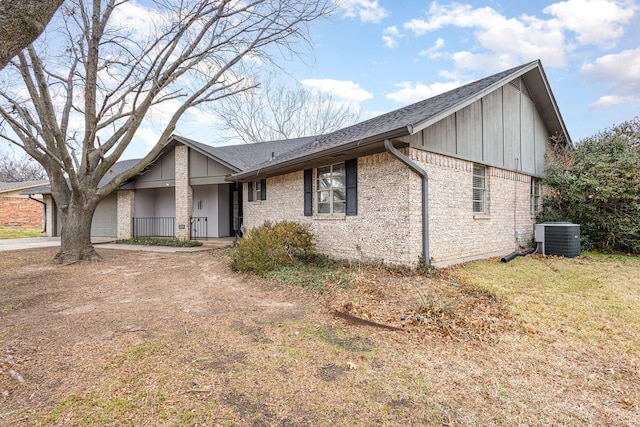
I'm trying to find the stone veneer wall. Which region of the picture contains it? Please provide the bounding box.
[116,190,135,239]
[244,148,537,267]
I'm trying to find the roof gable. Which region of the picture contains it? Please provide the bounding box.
[231,60,569,181]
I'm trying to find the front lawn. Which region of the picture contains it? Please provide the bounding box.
[0,249,638,425]
[0,226,42,239]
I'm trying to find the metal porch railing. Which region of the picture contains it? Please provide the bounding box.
[133,217,175,238]
[190,217,208,240]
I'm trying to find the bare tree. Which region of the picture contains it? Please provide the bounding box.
[0,0,332,264]
[0,152,47,182]
[0,0,65,70]
[215,78,361,143]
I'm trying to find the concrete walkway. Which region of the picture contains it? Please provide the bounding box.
[0,237,236,252]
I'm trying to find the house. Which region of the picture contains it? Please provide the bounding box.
[27,60,571,266]
[0,180,48,228]
[25,138,312,240]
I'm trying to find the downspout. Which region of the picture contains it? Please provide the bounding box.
[29,195,47,233]
[383,139,430,267]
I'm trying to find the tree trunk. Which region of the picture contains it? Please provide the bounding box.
[0,0,65,70]
[51,200,101,264]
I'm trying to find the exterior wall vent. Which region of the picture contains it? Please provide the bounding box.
[534,222,580,258]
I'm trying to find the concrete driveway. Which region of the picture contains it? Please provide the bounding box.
[0,237,67,251]
[0,236,233,252]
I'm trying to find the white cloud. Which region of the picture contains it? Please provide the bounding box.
[419,37,445,59]
[588,94,637,109]
[385,80,463,104]
[135,127,163,149]
[402,2,567,70]
[582,48,640,88]
[109,1,167,41]
[334,0,389,23]
[582,48,640,107]
[382,26,401,48]
[543,0,635,47]
[300,79,373,102]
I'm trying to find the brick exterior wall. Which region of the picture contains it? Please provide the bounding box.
[410,148,535,266]
[117,190,135,239]
[244,147,537,267]
[174,145,193,240]
[0,194,43,227]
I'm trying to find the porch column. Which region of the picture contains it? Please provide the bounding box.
[116,190,135,239]
[174,145,192,240]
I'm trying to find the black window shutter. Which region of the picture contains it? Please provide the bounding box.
[304,169,312,216]
[345,158,358,216]
[260,179,267,200]
[248,182,253,202]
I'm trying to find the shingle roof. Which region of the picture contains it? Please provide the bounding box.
[98,158,142,187]
[21,60,570,193]
[172,135,315,171]
[0,180,49,194]
[232,61,542,179]
[19,160,143,195]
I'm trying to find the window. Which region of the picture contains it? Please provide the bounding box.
[247,179,266,202]
[530,178,541,215]
[472,164,487,214]
[316,163,346,214]
[304,159,357,216]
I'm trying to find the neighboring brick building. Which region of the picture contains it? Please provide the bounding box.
[27,60,569,267]
[0,181,47,228]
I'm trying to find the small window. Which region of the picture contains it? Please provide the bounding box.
[316,163,346,215]
[248,179,266,202]
[530,178,541,215]
[473,164,487,214]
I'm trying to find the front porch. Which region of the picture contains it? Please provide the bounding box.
[132,216,237,240]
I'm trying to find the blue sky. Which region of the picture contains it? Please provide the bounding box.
[284,0,639,145]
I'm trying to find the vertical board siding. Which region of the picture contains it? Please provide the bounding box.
[482,89,504,166]
[534,118,548,176]
[423,115,456,153]
[404,78,551,177]
[520,96,536,173]
[456,101,483,160]
[502,83,521,171]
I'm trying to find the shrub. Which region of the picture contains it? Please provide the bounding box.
[115,237,202,247]
[540,118,640,254]
[230,221,316,275]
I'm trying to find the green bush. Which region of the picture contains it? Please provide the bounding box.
[230,221,316,275]
[540,118,640,254]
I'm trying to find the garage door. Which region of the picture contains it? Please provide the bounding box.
[91,193,117,237]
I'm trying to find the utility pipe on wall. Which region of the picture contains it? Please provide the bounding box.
[383,139,430,266]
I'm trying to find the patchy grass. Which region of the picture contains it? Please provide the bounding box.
[448,253,640,350]
[115,237,202,247]
[1,249,639,426]
[264,259,352,293]
[0,227,41,239]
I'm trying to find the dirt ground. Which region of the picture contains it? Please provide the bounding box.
[1,248,638,426]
